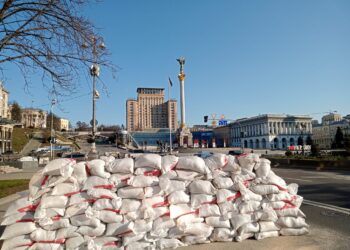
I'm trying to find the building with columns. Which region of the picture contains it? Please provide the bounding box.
[230,114,312,150]
[312,113,350,149]
[21,108,47,128]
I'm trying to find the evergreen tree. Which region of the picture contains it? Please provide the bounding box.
[10,102,22,122]
[334,127,344,148]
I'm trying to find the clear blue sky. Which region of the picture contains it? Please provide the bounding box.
[5,0,350,127]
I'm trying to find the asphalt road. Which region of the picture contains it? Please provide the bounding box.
[273,167,350,209]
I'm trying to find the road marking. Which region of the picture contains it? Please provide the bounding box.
[303,199,350,216]
[283,177,313,183]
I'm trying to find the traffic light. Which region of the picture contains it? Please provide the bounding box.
[204,115,208,123]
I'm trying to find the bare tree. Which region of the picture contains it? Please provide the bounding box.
[0,0,114,96]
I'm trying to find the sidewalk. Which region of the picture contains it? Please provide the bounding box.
[0,166,40,180]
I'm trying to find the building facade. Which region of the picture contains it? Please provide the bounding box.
[126,88,178,131]
[213,125,231,147]
[312,113,350,149]
[230,114,312,150]
[21,108,47,128]
[0,82,14,153]
[59,118,70,131]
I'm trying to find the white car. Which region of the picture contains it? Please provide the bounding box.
[18,156,38,162]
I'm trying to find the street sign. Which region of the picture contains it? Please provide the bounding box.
[218,120,228,126]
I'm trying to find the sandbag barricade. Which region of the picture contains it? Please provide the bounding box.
[0,153,308,250]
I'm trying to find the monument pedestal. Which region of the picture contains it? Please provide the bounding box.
[178,126,193,148]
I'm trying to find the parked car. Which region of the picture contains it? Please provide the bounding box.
[228,150,243,156]
[62,152,87,162]
[194,151,214,159]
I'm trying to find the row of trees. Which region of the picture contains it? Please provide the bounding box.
[75,121,121,132]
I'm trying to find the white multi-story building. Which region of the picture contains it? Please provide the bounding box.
[0,82,14,153]
[230,114,312,150]
[21,108,47,128]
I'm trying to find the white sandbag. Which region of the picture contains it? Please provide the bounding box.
[34,207,65,221]
[216,189,240,203]
[123,233,146,246]
[250,184,279,195]
[210,228,235,242]
[288,183,299,195]
[120,199,141,214]
[267,191,293,202]
[159,177,186,195]
[182,235,210,244]
[280,227,309,236]
[4,197,37,217]
[237,153,259,172]
[28,171,50,200]
[83,176,112,190]
[134,154,162,170]
[1,212,34,225]
[253,209,278,222]
[72,161,88,185]
[1,235,33,250]
[239,201,261,214]
[181,222,213,238]
[177,213,204,226]
[107,158,134,174]
[109,173,133,188]
[238,182,263,201]
[254,158,271,178]
[261,200,286,210]
[46,175,71,188]
[218,201,240,219]
[275,207,306,218]
[142,196,166,209]
[70,212,100,227]
[125,210,144,221]
[77,222,106,237]
[143,206,169,220]
[118,187,144,199]
[175,170,202,181]
[97,210,123,224]
[254,230,279,240]
[259,221,280,232]
[42,158,75,177]
[168,191,190,205]
[100,155,115,166]
[125,241,154,250]
[134,167,160,176]
[223,155,241,173]
[92,198,122,211]
[87,188,118,200]
[191,194,216,208]
[56,226,80,239]
[199,204,221,217]
[235,232,254,242]
[237,222,259,235]
[204,153,228,170]
[28,243,64,250]
[133,219,153,233]
[0,222,37,240]
[40,195,68,209]
[86,159,110,178]
[64,202,90,218]
[89,236,121,248]
[127,175,159,188]
[277,216,308,228]
[40,218,70,231]
[51,182,79,196]
[213,176,234,189]
[230,214,253,231]
[263,170,287,190]
[161,155,179,173]
[65,236,85,249]
[156,238,186,249]
[205,216,231,228]
[175,156,209,174]
[151,216,176,237]
[30,228,57,241]
[189,180,216,195]
[170,204,196,219]
[106,221,135,236]
[144,186,164,198]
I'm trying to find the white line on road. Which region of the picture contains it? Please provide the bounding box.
[303,199,350,216]
[283,177,313,182]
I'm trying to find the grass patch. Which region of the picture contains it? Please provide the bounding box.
[0,179,30,198]
[12,128,33,153]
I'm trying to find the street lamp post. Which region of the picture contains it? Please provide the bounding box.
[82,36,105,158]
[50,99,56,160]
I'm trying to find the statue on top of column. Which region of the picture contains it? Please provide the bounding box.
[176,57,185,73]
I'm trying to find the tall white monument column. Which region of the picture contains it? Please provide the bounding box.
[176,57,193,147]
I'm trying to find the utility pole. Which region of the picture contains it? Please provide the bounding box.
[82,36,105,159]
[50,99,56,160]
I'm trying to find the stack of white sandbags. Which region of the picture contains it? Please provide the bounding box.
[0,153,308,250]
